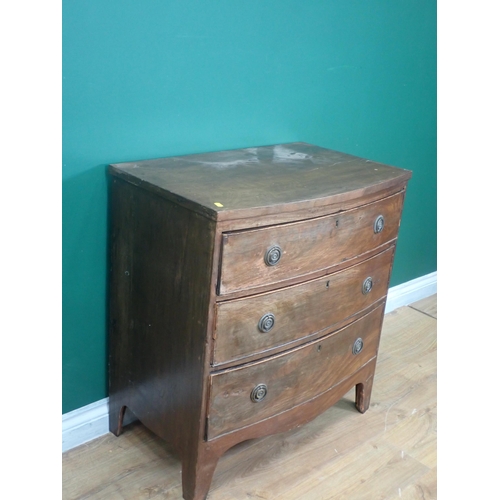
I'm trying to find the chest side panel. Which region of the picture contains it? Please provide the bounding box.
[108,177,217,453]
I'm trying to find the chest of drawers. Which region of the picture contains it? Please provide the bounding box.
[108,142,411,500]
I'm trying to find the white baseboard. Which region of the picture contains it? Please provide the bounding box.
[62,398,136,453]
[384,271,437,314]
[62,398,110,453]
[62,271,437,453]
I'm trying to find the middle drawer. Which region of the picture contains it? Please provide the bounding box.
[212,246,394,367]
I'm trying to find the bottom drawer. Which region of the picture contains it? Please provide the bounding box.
[207,304,385,440]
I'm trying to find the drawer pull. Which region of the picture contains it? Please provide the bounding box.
[264,245,282,266]
[258,313,276,333]
[374,215,385,234]
[352,338,364,355]
[250,384,268,403]
[362,277,373,294]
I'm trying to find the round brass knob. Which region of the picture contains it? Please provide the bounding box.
[264,245,282,266]
[250,384,268,403]
[352,338,364,355]
[362,277,373,294]
[258,313,275,333]
[374,215,385,234]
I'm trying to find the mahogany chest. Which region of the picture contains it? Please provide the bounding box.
[108,142,411,499]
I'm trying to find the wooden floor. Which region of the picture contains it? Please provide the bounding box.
[62,295,437,500]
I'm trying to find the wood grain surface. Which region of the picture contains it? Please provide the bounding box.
[108,177,217,485]
[218,191,404,295]
[213,247,394,366]
[63,296,436,500]
[208,305,384,440]
[110,142,411,222]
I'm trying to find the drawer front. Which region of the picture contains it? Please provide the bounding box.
[207,305,384,440]
[218,191,404,296]
[213,247,394,366]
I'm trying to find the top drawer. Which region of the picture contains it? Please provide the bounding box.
[218,190,405,296]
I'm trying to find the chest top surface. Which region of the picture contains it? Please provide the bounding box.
[109,142,411,221]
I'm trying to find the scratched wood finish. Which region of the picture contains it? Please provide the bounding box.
[109,142,412,223]
[62,299,436,500]
[208,305,384,440]
[218,191,404,295]
[213,247,394,366]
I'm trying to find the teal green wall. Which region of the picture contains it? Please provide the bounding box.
[63,1,436,413]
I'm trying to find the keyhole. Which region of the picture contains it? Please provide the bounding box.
[326,280,330,289]
[335,220,339,227]
[317,344,322,352]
